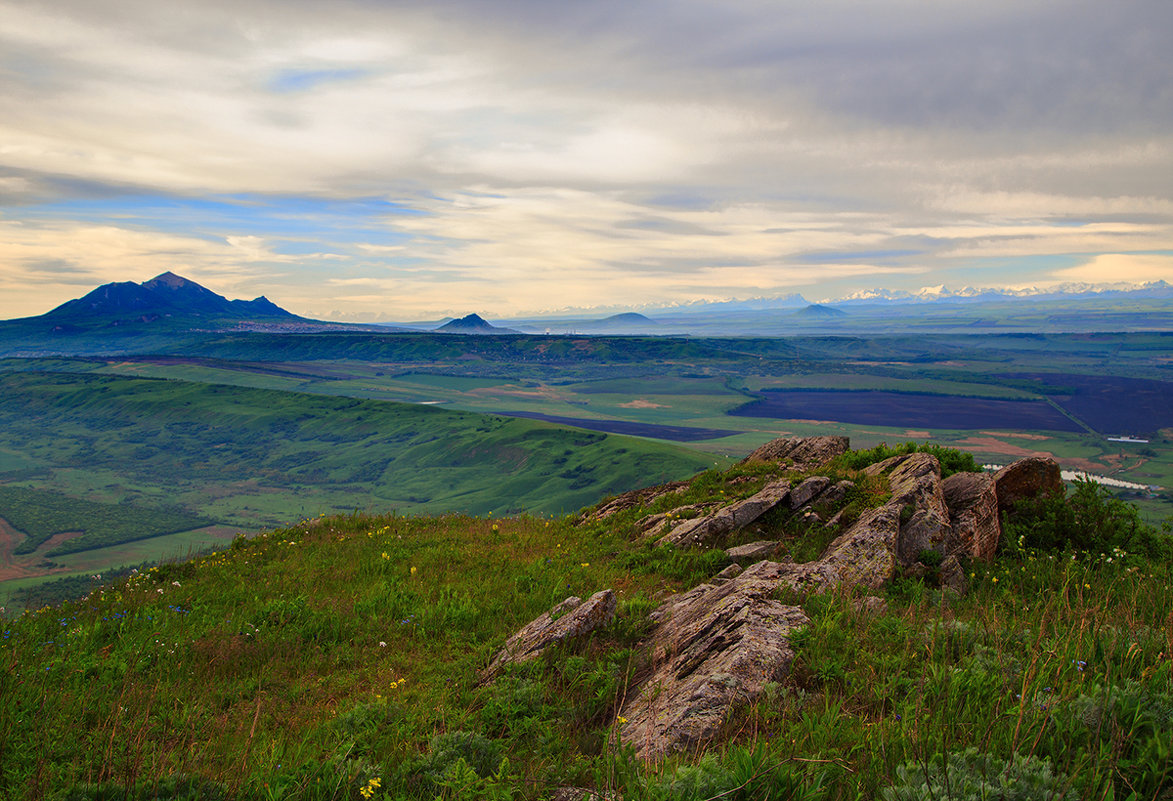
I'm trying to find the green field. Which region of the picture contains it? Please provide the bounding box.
[2,330,1170,605]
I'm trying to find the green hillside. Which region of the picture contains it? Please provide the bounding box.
[0,371,718,526]
[1,446,1170,800]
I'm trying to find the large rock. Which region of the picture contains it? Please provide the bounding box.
[738,435,850,470]
[993,456,1063,513]
[867,453,952,564]
[619,562,810,760]
[482,590,616,681]
[659,479,791,548]
[942,471,1001,560]
[818,503,901,589]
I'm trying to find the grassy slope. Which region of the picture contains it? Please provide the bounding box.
[0,370,719,606]
[1,453,1170,800]
[0,371,718,523]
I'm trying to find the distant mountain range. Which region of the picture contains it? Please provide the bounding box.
[825,280,1173,305]
[41,271,298,326]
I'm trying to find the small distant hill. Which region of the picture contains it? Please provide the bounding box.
[590,312,657,330]
[793,303,847,318]
[435,313,521,335]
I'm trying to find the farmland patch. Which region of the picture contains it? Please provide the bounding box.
[1005,373,1173,435]
[730,389,1084,432]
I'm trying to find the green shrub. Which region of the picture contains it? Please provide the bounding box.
[418,730,504,783]
[1002,477,1172,558]
[836,443,979,478]
[882,748,1074,801]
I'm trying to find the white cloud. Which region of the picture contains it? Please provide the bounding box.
[1049,253,1173,285]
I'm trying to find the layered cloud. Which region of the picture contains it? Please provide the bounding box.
[1,0,1170,318]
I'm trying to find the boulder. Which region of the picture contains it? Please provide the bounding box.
[817,479,855,508]
[738,435,850,469]
[871,453,952,564]
[619,561,810,760]
[818,504,901,590]
[724,541,779,565]
[659,480,791,548]
[994,456,1063,513]
[938,554,968,596]
[789,476,833,510]
[942,471,1001,560]
[482,590,616,681]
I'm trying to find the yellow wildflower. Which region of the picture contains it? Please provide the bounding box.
[410,566,417,575]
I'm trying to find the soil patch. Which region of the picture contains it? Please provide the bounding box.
[980,431,1051,440]
[957,437,1108,473]
[619,400,669,409]
[0,518,76,582]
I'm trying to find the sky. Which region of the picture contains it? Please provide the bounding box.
[1,0,1171,321]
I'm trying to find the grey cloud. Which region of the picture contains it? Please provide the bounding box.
[614,216,726,236]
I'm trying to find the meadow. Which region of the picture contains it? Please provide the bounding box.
[1,446,1170,800]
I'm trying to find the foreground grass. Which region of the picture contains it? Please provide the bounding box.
[1,478,1171,799]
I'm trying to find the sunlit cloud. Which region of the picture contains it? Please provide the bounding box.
[1049,253,1173,285]
[0,0,1170,318]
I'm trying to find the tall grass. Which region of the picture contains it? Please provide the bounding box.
[1,467,1170,799]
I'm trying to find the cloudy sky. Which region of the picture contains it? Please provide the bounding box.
[1,0,1171,321]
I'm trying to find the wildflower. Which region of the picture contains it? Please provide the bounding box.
[410,566,417,575]
[492,524,499,532]
[580,562,590,568]
[381,552,389,560]
[1084,583,1091,589]
[991,576,998,584]
[378,641,387,647]
[172,581,180,586]
[617,715,628,724]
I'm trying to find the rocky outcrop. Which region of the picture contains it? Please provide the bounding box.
[942,471,1001,560]
[993,456,1063,512]
[659,480,791,548]
[588,481,689,520]
[738,435,850,469]
[619,562,810,760]
[482,590,616,681]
